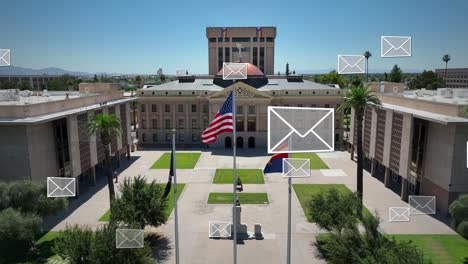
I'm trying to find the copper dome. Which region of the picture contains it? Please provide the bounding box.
[216,62,264,76]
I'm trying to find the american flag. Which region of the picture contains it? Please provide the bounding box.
[202,92,234,144]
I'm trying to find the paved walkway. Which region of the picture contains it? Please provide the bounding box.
[43,149,455,264]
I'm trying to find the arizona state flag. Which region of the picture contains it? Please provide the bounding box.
[263,152,289,174]
[162,150,174,198]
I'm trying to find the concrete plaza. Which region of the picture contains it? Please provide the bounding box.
[44,148,455,264]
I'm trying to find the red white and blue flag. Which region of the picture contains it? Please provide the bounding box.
[202,92,234,144]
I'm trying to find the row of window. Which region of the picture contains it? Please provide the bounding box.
[209,37,274,43]
[141,118,208,130]
[141,133,198,143]
[140,104,209,113]
[446,79,468,83]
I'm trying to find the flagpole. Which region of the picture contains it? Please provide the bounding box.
[172,129,180,264]
[287,136,292,264]
[232,81,238,264]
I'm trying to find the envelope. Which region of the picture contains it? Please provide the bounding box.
[209,221,232,238]
[222,62,248,80]
[282,158,310,178]
[389,207,410,222]
[409,195,436,215]
[47,177,76,197]
[116,229,144,248]
[0,49,10,66]
[337,55,365,74]
[267,106,334,153]
[381,36,412,57]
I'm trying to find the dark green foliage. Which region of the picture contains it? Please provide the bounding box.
[307,188,361,231]
[0,208,42,262]
[318,213,429,264]
[53,225,93,264]
[317,71,348,89]
[286,62,290,76]
[456,221,468,239]
[111,176,168,228]
[408,70,446,90]
[389,65,403,83]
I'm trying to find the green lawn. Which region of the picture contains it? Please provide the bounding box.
[99,183,186,222]
[390,234,468,264]
[208,192,269,204]
[290,153,329,169]
[213,169,264,184]
[150,152,201,169]
[15,231,66,264]
[317,234,468,264]
[293,184,366,222]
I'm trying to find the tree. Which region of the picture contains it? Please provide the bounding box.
[88,114,122,203]
[384,72,388,81]
[363,51,372,82]
[318,71,347,89]
[93,74,98,82]
[135,75,142,88]
[449,194,468,238]
[286,62,290,76]
[53,225,93,264]
[350,75,363,87]
[442,54,451,79]
[338,85,381,204]
[408,70,445,90]
[389,65,402,83]
[111,176,168,229]
[0,181,67,261]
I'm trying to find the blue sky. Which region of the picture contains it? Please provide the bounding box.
[1,0,467,74]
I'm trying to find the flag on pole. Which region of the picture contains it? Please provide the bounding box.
[263,141,289,174]
[162,149,174,198]
[220,28,227,38]
[256,27,263,38]
[201,92,234,144]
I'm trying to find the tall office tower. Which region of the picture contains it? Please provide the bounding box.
[206,27,276,75]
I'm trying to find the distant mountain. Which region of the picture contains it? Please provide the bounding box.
[0,66,92,76]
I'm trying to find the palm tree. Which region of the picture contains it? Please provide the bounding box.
[442,54,451,80]
[338,84,381,205]
[88,113,122,203]
[363,51,372,82]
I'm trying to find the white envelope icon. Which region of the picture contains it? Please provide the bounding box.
[0,49,10,66]
[338,55,365,74]
[409,195,436,215]
[389,207,410,222]
[267,106,335,153]
[116,229,144,248]
[222,62,248,80]
[283,158,310,178]
[47,177,76,197]
[381,36,412,57]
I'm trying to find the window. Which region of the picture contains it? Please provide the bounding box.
[247,119,256,131]
[260,47,265,72]
[209,38,216,42]
[152,119,158,129]
[217,38,223,42]
[297,104,303,107]
[165,119,171,129]
[232,37,250,42]
[178,104,184,113]
[218,47,223,72]
[225,47,230,63]
[179,134,184,142]
[140,104,145,112]
[224,38,230,42]
[325,104,330,108]
[142,133,146,142]
[253,47,258,66]
[164,104,170,112]
[203,119,209,128]
[192,119,198,129]
[248,105,256,114]
[152,133,158,142]
[166,133,171,141]
[236,119,244,131]
[192,134,198,142]
[266,37,274,42]
[260,37,265,42]
[191,104,197,113]
[151,104,157,112]
[178,119,184,129]
[237,105,244,114]
[141,119,147,129]
[203,104,209,113]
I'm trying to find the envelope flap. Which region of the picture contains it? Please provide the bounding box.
[384,37,410,49]
[340,55,364,67]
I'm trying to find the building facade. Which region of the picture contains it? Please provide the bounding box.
[207,27,276,75]
[0,75,62,90]
[435,68,468,88]
[0,83,135,196]
[350,88,468,215]
[137,65,343,149]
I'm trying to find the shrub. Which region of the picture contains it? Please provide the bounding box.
[53,225,93,264]
[449,194,468,230]
[0,208,42,262]
[111,176,168,228]
[456,221,468,239]
[307,188,361,231]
